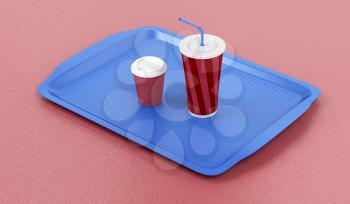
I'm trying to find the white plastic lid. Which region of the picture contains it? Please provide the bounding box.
[179,34,226,59]
[131,56,167,78]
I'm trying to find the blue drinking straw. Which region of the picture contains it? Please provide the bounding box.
[178,18,204,46]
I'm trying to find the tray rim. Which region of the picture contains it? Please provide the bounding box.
[38,26,320,176]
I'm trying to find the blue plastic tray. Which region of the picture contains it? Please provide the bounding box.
[38,26,320,176]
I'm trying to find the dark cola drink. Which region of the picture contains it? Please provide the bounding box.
[179,34,225,118]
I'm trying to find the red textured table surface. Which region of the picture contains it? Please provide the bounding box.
[1,0,349,203]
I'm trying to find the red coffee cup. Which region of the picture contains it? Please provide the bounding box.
[179,34,225,118]
[131,56,167,106]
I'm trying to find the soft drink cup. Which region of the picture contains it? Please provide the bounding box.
[131,56,167,106]
[179,34,225,118]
